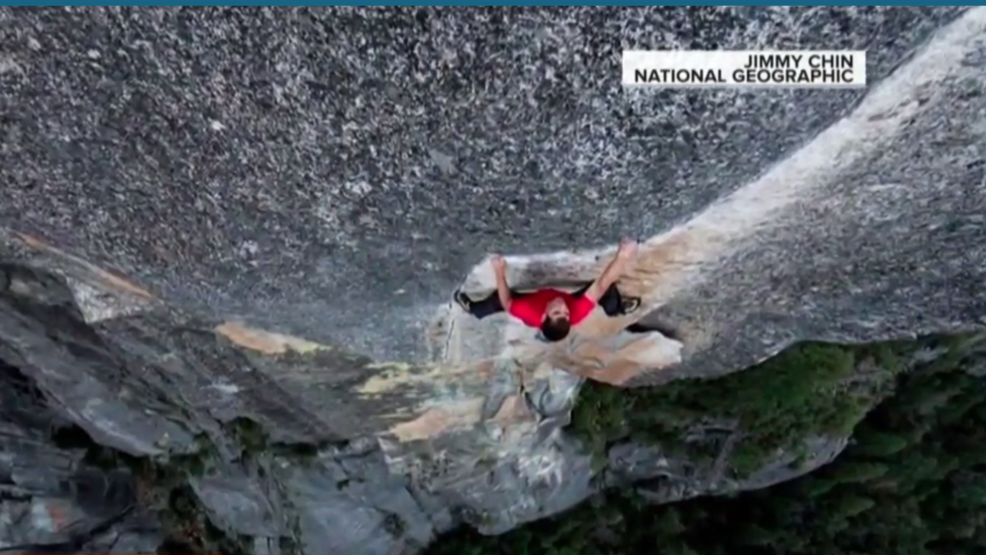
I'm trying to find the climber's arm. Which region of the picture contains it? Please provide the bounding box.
[583,240,637,303]
[491,255,512,310]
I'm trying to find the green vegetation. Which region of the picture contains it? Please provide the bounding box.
[570,340,914,476]
[425,333,986,555]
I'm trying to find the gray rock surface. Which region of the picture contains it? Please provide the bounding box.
[608,434,850,504]
[2,6,986,555]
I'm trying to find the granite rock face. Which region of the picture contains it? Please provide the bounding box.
[2,6,986,555]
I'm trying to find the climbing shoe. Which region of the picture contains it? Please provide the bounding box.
[453,289,473,312]
[621,297,641,315]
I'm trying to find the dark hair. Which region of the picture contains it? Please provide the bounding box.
[539,317,571,342]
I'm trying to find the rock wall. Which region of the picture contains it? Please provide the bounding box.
[1,6,985,555]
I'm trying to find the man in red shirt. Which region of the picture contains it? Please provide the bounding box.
[454,239,642,342]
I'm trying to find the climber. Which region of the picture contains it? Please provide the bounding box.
[453,238,642,342]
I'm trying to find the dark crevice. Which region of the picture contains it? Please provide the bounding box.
[165,485,249,555]
[0,355,54,425]
[625,320,682,342]
[51,423,95,450]
[156,537,200,554]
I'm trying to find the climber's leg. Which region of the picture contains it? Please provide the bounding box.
[574,283,640,317]
[454,289,529,320]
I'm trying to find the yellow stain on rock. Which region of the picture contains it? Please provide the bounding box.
[357,358,499,395]
[358,362,418,394]
[365,361,414,371]
[215,322,333,355]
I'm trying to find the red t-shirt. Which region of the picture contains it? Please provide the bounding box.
[508,289,596,328]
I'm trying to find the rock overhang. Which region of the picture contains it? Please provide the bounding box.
[0,7,969,364]
[2,6,986,554]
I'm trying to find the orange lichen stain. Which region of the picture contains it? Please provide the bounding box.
[489,394,532,426]
[388,398,485,442]
[215,322,331,355]
[547,331,682,386]
[12,231,155,299]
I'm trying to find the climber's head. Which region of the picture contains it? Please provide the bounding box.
[539,297,572,342]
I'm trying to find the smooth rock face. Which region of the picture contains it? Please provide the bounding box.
[607,433,850,503]
[2,6,986,555]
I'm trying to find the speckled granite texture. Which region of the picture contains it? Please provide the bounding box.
[2,6,985,555]
[0,6,973,360]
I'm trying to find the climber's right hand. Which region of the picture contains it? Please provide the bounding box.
[489,254,507,274]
